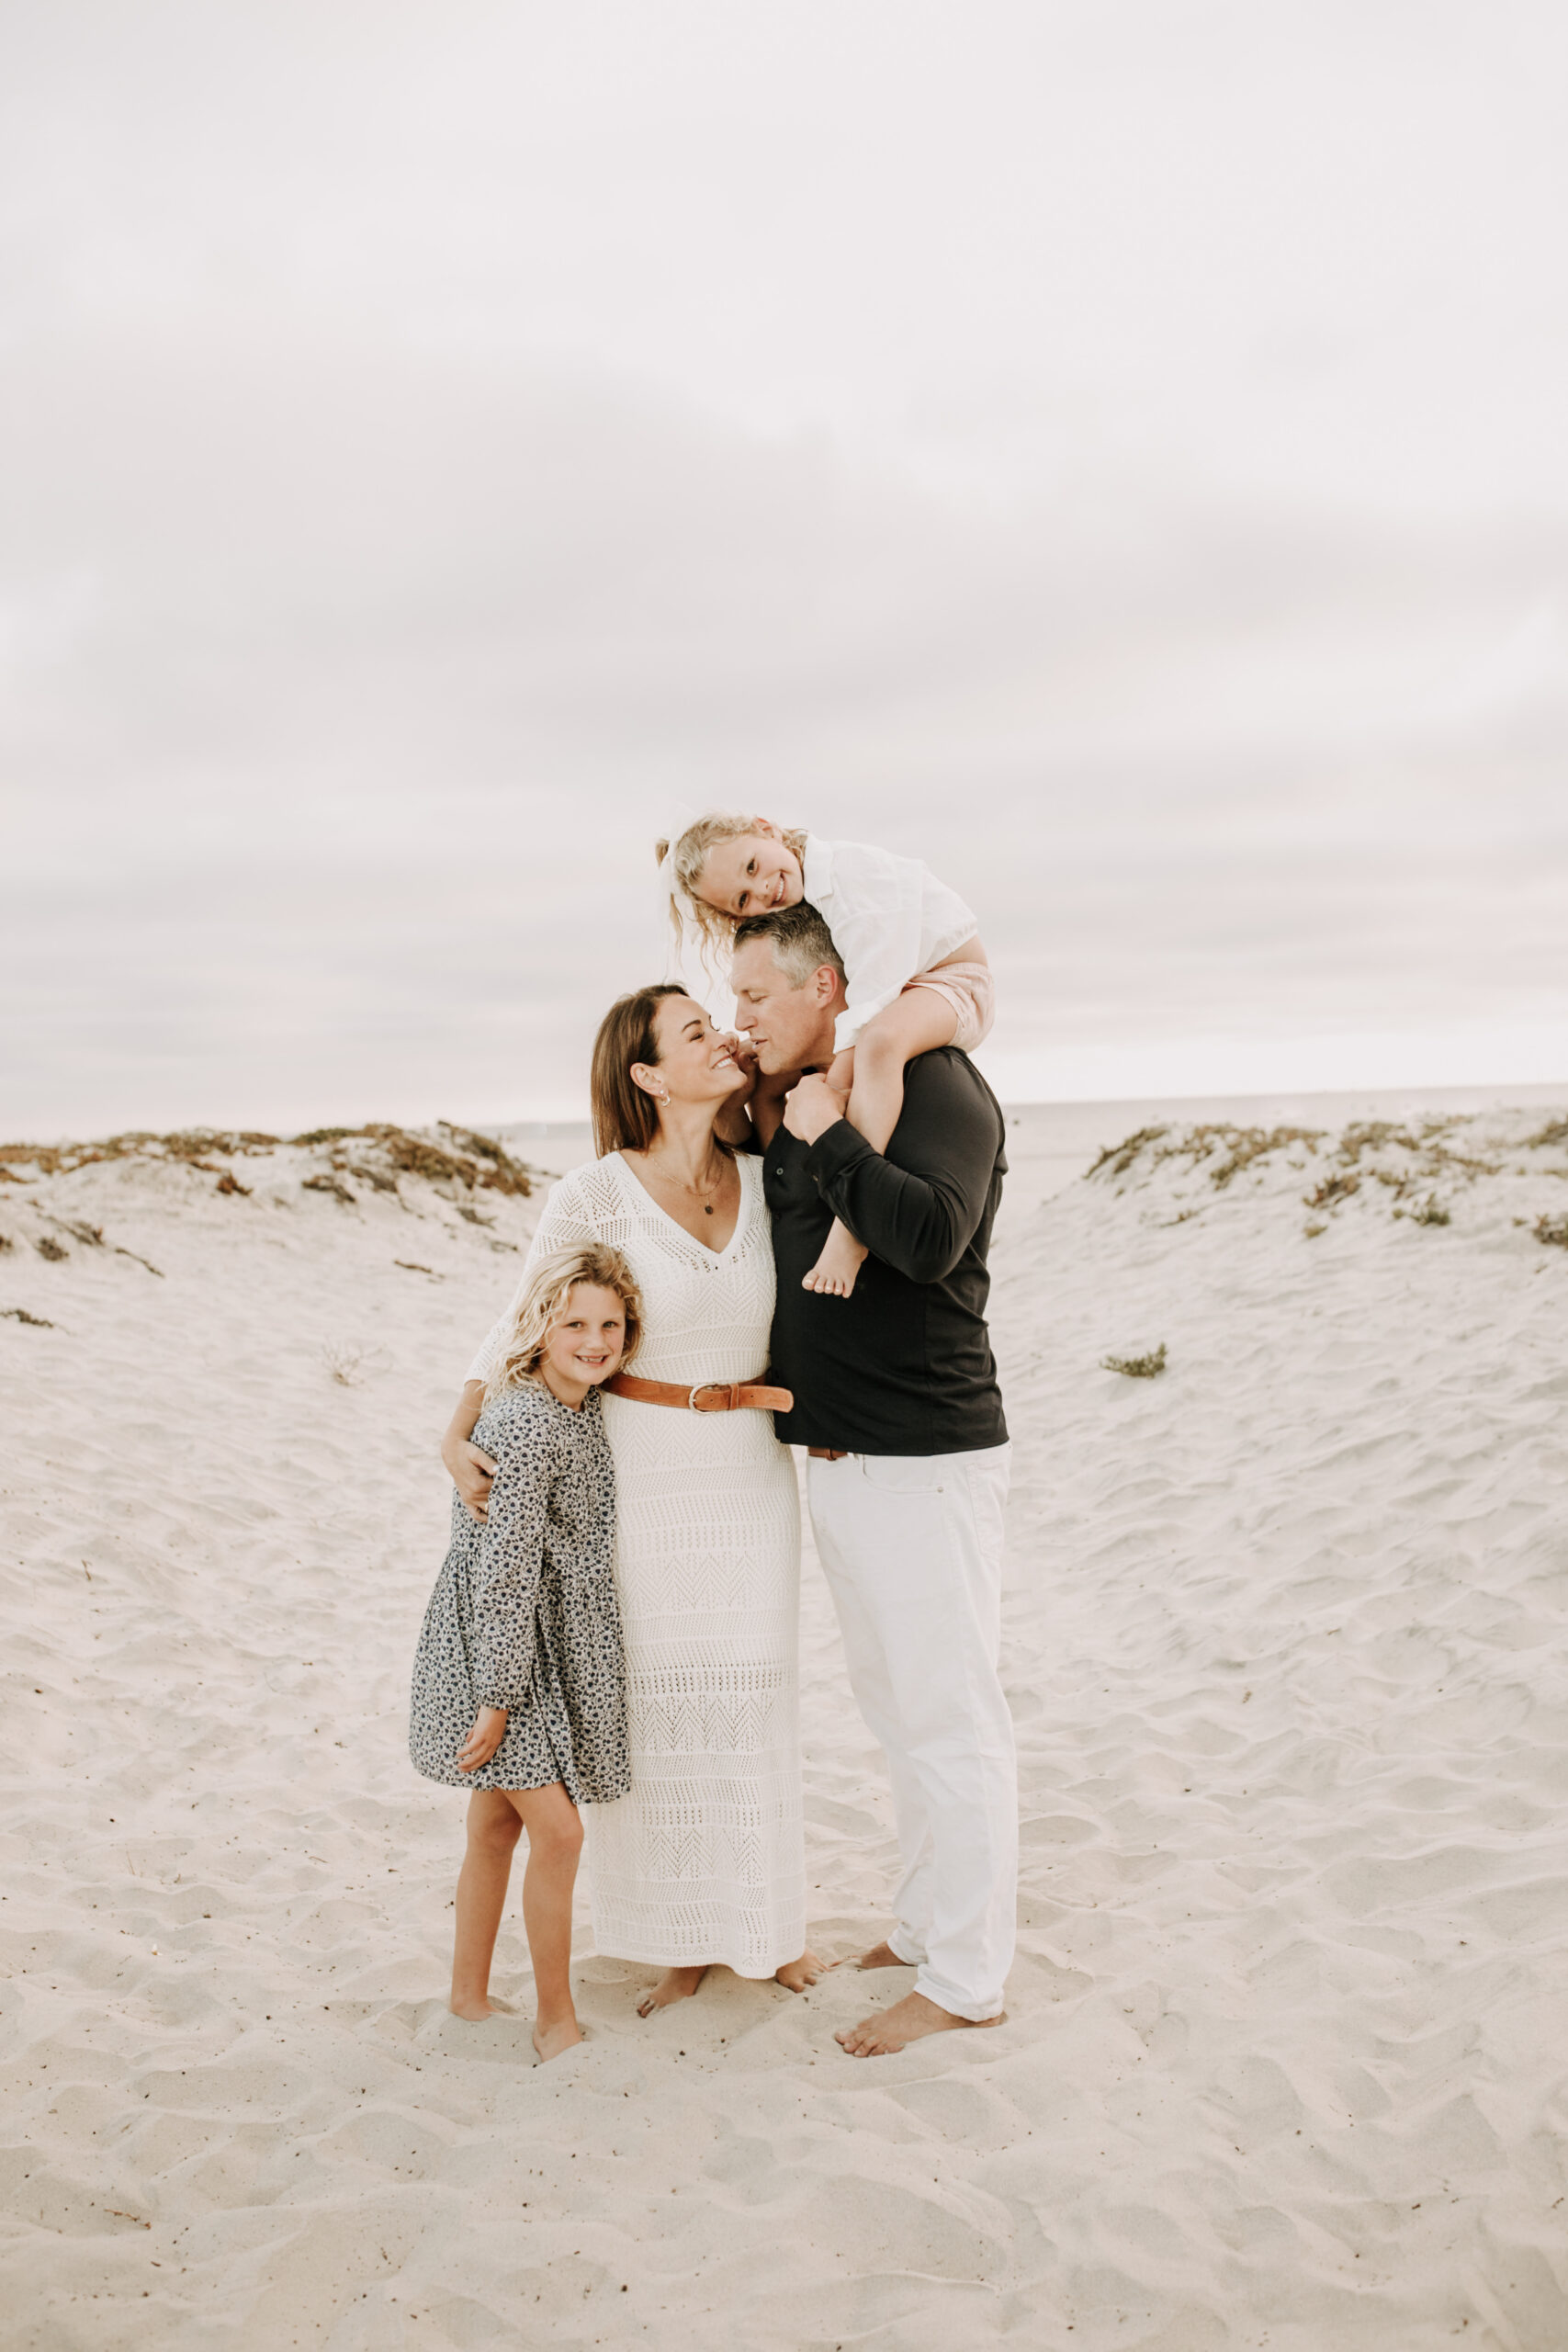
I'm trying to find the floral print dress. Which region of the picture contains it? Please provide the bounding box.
[409,1381,629,1803]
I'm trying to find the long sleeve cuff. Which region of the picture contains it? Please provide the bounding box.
[804,1118,870,1188]
[472,1656,522,1709]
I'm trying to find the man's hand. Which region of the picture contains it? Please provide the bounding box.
[783,1073,849,1147]
[457,1705,507,1772]
[445,1435,497,1523]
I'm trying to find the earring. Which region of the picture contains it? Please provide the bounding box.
[658,1089,671,1106]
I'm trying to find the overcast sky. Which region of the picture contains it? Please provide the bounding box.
[4,0,1565,1133]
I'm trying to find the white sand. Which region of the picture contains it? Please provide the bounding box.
[3,1102,1567,2349]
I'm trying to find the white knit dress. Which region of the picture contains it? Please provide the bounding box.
[467,1152,806,1975]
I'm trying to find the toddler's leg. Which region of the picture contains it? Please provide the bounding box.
[450,1789,524,2020]
[803,993,960,1300]
[847,989,962,1150]
[513,1782,586,2060]
[825,1045,857,1101]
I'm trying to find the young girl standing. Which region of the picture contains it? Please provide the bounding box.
[410,1242,642,2061]
[660,813,992,1298]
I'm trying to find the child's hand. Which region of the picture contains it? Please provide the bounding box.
[457,1707,508,1772]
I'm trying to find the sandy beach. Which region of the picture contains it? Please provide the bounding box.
[4,1093,1567,2349]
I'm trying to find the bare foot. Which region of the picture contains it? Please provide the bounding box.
[856,1939,913,1972]
[533,2014,584,2062]
[448,1993,495,2021]
[775,1948,837,1992]
[835,1989,1005,2058]
[637,1965,708,2018]
[802,1227,869,1298]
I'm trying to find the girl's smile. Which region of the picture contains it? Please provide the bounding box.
[540,1285,627,1406]
[694,827,805,919]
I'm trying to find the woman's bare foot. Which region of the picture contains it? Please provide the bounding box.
[448,1992,495,2021]
[775,1948,837,1992]
[802,1226,868,1298]
[533,2013,584,2061]
[856,1939,912,1972]
[836,1990,1005,2057]
[637,1965,708,2017]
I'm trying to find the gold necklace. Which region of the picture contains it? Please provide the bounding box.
[647,1153,725,1214]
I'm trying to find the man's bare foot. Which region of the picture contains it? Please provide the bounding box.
[637,1965,708,2018]
[835,1989,1005,2058]
[448,1992,494,2021]
[856,1939,912,1972]
[533,2014,583,2061]
[775,1948,837,1992]
[802,1226,868,1298]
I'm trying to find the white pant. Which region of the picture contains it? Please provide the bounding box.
[807,1442,1016,2020]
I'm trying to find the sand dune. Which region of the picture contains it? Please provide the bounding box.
[3,1106,1566,2348]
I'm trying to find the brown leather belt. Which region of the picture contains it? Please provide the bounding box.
[605,1373,794,1414]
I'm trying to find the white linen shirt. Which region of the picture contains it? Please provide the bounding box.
[803,835,977,1053]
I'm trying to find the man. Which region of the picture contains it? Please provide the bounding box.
[731,899,1016,2057]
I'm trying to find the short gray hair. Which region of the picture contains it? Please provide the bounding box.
[732,900,845,988]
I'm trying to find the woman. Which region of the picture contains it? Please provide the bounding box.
[442,985,827,2010]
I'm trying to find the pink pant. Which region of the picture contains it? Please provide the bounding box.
[903,959,994,1053]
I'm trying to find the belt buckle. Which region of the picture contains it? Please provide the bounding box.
[688,1380,729,1412]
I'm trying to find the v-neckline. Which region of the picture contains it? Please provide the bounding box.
[613,1149,749,1261]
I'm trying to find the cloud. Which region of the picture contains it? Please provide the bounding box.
[2,2,1566,1130]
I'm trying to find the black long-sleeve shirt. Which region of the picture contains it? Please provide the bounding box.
[763,1046,1009,1455]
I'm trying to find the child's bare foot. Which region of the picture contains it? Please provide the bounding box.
[856,1939,912,1972]
[637,1965,708,2017]
[533,2013,584,2061]
[775,1948,837,1992]
[802,1227,868,1298]
[836,1990,1005,2057]
[448,1992,495,2021]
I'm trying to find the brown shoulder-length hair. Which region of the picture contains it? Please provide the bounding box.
[590,982,690,1158]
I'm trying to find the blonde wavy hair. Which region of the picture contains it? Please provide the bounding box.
[656,811,809,961]
[484,1243,644,1402]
